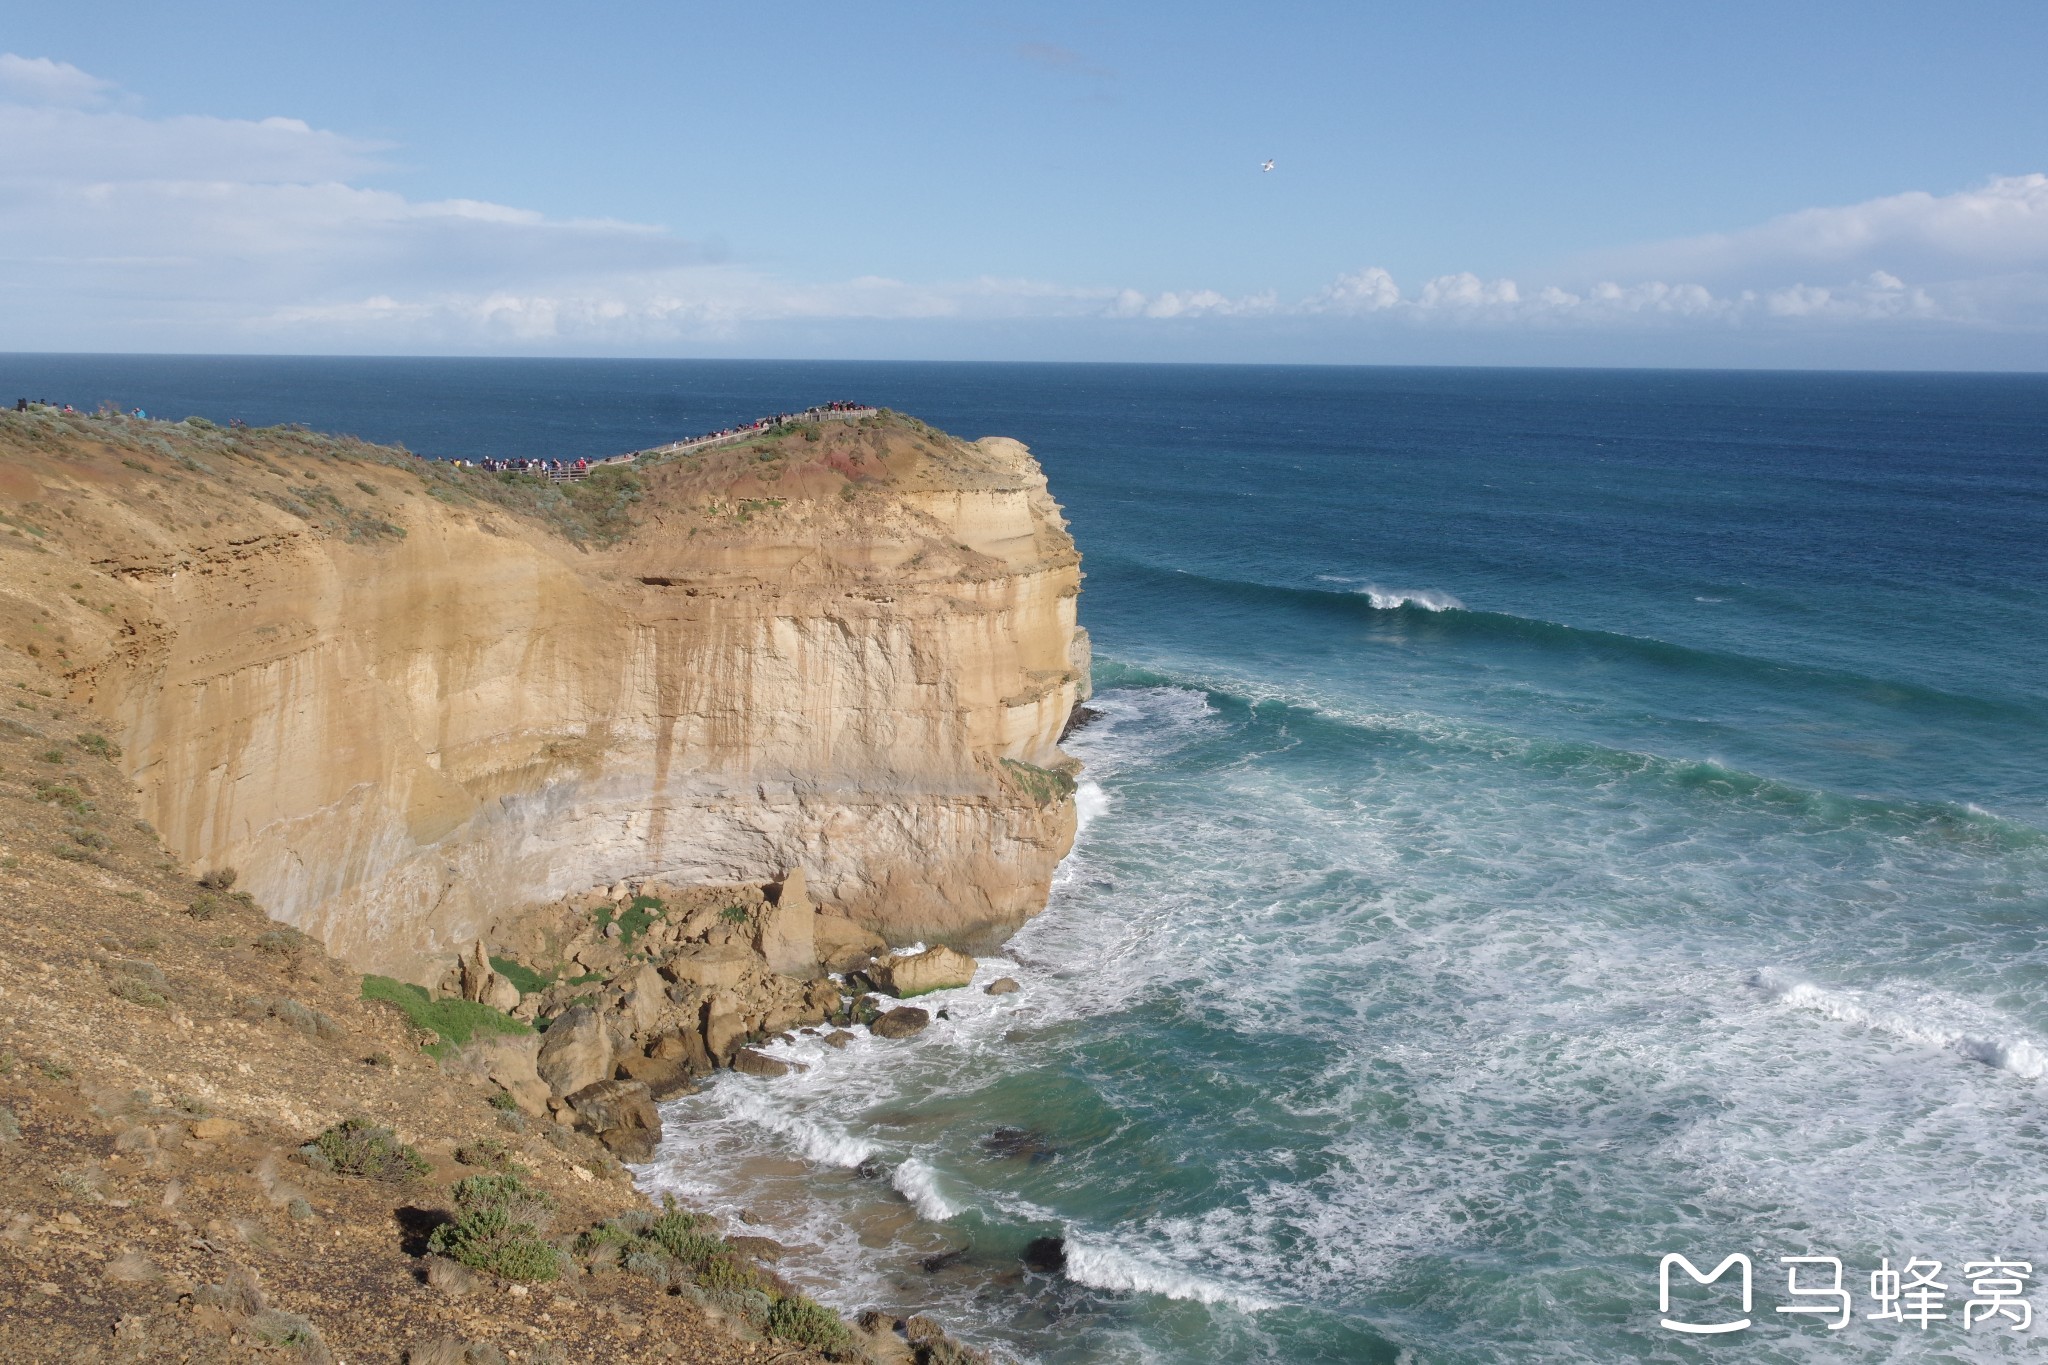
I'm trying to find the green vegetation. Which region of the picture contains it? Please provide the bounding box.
[719,904,751,925]
[360,975,531,1057]
[74,732,121,761]
[765,1295,857,1354]
[429,1172,563,1282]
[455,1136,527,1172]
[1000,757,1079,808]
[594,893,665,947]
[300,1118,429,1181]
[572,1198,852,1353]
[110,976,168,1009]
[488,955,552,995]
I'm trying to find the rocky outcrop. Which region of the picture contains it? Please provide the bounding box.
[2,410,1086,979]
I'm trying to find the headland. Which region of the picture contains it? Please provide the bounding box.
[0,403,1088,1362]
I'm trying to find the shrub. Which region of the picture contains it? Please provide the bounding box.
[198,866,238,891]
[300,1118,429,1181]
[111,977,168,1009]
[37,747,66,764]
[75,732,120,760]
[428,1173,561,1282]
[765,1293,855,1354]
[487,1090,521,1113]
[454,1138,525,1173]
[255,927,311,956]
[719,904,750,925]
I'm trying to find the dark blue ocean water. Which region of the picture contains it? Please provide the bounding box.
[11,356,2048,1361]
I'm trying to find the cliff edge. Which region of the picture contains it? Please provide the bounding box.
[0,408,1089,980]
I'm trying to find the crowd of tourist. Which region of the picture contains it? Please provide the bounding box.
[647,401,876,456]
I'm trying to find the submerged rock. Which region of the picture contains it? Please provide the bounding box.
[980,1126,1059,1164]
[1022,1236,1067,1273]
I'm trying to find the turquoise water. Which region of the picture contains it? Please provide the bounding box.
[9,357,2047,1360]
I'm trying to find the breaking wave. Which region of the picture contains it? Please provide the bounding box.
[1062,1235,1278,1313]
[890,1157,960,1221]
[1753,968,2048,1079]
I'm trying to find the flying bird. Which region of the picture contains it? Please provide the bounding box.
[1260,159,1276,172]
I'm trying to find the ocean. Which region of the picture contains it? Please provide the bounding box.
[10,355,2047,1361]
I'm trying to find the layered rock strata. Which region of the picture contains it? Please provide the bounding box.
[0,409,1088,979]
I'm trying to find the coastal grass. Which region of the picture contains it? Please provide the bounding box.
[360,975,531,1057]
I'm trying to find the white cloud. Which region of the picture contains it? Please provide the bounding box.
[1,52,2044,356]
[0,54,116,108]
[1589,174,2048,285]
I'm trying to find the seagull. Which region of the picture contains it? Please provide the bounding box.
[1260,159,1276,172]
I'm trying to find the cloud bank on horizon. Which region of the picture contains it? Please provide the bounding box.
[4,53,2045,364]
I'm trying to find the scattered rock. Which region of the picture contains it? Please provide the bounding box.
[813,912,889,974]
[726,1234,787,1262]
[649,1027,713,1076]
[564,1078,660,1161]
[731,1048,790,1078]
[459,1032,551,1117]
[869,1007,931,1040]
[875,945,977,998]
[821,1030,856,1049]
[458,940,521,1013]
[190,1117,242,1141]
[984,977,1021,996]
[616,1050,698,1100]
[535,1006,612,1098]
[1022,1235,1067,1273]
[754,867,818,975]
[660,943,753,992]
[616,962,668,1035]
[701,1008,749,1064]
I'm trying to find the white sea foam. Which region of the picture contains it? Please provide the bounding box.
[890,1157,960,1222]
[714,1084,878,1167]
[1754,968,2048,1079]
[1063,1235,1278,1313]
[1074,778,1110,831]
[1358,584,1464,611]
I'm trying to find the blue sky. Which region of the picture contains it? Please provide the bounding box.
[4,1,2047,366]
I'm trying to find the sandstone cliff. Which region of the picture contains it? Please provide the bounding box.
[0,408,1088,979]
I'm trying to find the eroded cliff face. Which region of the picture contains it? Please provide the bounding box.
[0,410,1088,978]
